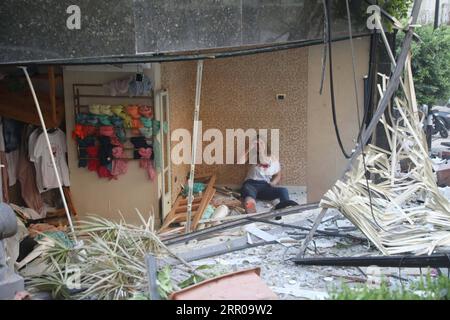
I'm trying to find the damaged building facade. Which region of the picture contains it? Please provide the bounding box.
[1,0,449,301]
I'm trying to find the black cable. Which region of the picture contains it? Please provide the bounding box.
[345,0,386,233]
[325,0,352,159]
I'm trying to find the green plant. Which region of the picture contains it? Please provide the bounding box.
[26,213,220,300]
[379,0,413,21]
[329,274,450,300]
[407,26,450,106]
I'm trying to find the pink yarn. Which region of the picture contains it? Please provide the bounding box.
[138,147,156,181]
[111,147,128,177]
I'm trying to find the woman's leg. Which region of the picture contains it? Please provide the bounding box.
[241,180,258,200]
[241,180,258,213]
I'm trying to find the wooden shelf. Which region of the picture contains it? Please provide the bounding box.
[0,66,64,128]
[0,89,64,128]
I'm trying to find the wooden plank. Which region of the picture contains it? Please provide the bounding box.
[175,203,200,214]
[159,174,216,234]
[178,197,203,205]
[191,175,216,231]
[48,66,57,126]
[63,187,77,216]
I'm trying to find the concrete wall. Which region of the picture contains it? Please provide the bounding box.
[306,37,370,202]
[63,68,159,225]
[417,0,450,26]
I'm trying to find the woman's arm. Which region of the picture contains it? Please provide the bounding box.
[270,171,282,186]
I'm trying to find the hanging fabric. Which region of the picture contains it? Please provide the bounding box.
[18,125,45,217]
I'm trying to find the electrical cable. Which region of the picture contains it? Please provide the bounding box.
[319,0,329,95]
[345,0,387,233]
[325,0,352,159]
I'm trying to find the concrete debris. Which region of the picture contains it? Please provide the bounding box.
[270,286,329,300]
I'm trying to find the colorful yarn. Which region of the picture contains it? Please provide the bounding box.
[72,124,86,140]
[97,166,114,179]
[110,116,124,128]
[97,115,112,126]
[130,136,152,159]
[98,136,113,166]
[86,114,99,126]
[85,125,97,136]
[86,146,100,171]
[138,147,156,181]
[139,127,153,139]
[89,104,101,115]
[76,113,89,125]
[139,105,153,118]
[141,117,152,128]
[115,127,127,143]
[99,126,115,137]
[126,105,140,119]
[111,105,126,117]
[100,105,112,116]
[111,146,127,177]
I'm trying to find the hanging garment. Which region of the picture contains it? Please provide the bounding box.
[5,150,19,187]
[98,136,113,167]
[138,147,156,181]
[138,105,153,118]
[104,76,132,96]
[97,165,114,179]
[86,146,100,171]
[130,136,153,159]
[0,118,7,201]
[18,125,45,217]
[3,118,23,152]
[0,152,9,202]
[111,146,127,177]
[29,129,45,193]
[0,117,6,152]
[33,129,70,190]
[77,136,96,168]
[128,75,152,96]
[28,128,46,193]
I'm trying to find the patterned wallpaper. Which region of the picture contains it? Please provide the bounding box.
[162,47,309,202]
[197,48,309,186]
